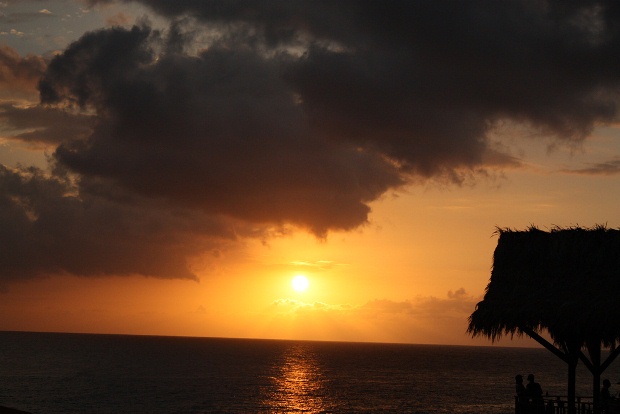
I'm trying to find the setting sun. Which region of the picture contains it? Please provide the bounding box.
[291,275,310,292]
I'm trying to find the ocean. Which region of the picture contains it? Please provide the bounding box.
[1,332,619,414]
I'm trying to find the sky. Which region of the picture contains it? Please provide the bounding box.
[1,0,620,346]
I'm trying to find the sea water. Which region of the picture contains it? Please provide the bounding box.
[1,331,619,414]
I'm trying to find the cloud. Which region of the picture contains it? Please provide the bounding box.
[270,298,353,315]
[105,12,132,27]
[0,163,244,286]
[287,260,338,271]
[0,10,54,24]
[4,0,620,284]
[269,289,478,320]
[359,290,478,320]
[0,45,46,99]
[447,287,469,300]
[265,289,482,344]
[91,0,620,143]
[0,102,95,147]
[562,158,620,175]
[38,24,404,236]
[68,0,620,185]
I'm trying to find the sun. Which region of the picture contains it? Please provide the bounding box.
[291,275,309,292]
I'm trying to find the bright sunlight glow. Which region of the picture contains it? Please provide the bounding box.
[291,275,309,292]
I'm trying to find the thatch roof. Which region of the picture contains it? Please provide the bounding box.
[468,225,620,348]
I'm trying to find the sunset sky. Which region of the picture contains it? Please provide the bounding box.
[1,0,620,346]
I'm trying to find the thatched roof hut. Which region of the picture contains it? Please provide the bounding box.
[468,225,620,414]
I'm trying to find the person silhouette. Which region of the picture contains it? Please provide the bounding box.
[601,379,612,413]
[515,375,527,413]
[526,374,544,412]
[516,374,526,397]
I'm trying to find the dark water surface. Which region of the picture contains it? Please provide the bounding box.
[1,331,618,413]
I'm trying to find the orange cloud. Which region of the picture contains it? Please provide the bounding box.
[262,289,488,344]
[0,45,46,100]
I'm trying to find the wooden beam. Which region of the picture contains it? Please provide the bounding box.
[521,327,569,363]
[600,345,620,373]
[579,350,595,373]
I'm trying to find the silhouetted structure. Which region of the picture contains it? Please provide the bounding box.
[468,226,620,414]
[515,374,530,413]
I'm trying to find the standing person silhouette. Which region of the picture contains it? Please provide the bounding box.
[516,375,526,397]
[526,374,544,412]
[601,379,612,413]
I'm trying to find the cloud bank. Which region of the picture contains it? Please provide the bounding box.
[0,164,240,283]
[266,289,482,344]
[2,0,620,283]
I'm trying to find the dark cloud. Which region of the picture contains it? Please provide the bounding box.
[562,158,620,175]
[0,164,239,285]
[91,0,620,143]
[3,0,620,283]
[36,2,620,230]
[39,24,404,236]
[0,47,77,146]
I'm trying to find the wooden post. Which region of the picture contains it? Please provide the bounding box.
[567,341,581,414]
[587,341,601,414]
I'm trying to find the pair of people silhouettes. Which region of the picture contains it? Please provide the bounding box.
[516,374,544,413]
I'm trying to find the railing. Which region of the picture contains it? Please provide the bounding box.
[515,396,620,414]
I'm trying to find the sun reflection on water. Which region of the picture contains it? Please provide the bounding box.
[264,343,332,413]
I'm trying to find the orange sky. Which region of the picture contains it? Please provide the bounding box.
[2,163,618,345]
[1,0,620,346]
